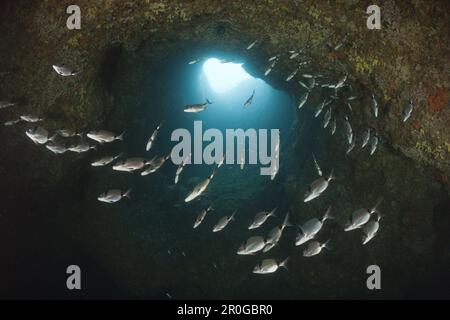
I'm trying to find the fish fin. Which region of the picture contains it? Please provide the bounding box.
[283,212,292,228]
[371,197,383,214]
[210,167,218,179]
[297,225,305,236]
[269,207,277,217]
[123,188,132,199]
[48,134,58,142]
[323,239,332,250]
[117,131,125,141]
[322,206,333,222]
[312,153,323,176]
[328,169,335,181]
[280,257,290,271]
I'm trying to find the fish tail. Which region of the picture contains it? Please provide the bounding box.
[210,167,217,179]
[297,225,305,236]
[283,212,292,228]
[280,257,290,271]
[206,99,212,104]
[48,133,58,142]
[328,169,335,181]
[323,206,333,222]
[117,131,125,141]
[123,188,132,199]
[269,207,277,217]
[371,197,383,214]
[323,239,332,250]
[230,210,237,221]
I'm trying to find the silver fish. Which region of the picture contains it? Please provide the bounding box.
[323,108,332,128]
[314,100,326,118]
[244,90,255,107]
[369,132,379,155]
[212,210,236,232]
[112,157,147,172]
[246,40,258,50]
[361,128,371,148]
[303,240,331,257]
[346,137,356,155]
[286,68,298,82]
[52,64,78,76]
[334,74,347,89]
[296,207,333,246]
[25,126,51,145]
[343,116,353,145]
[344,199,382,231]
[183,99,212,113]
[237,236,266,255]
[68,141,96,153]
[362,215,381,245]
[264,67,272,76]
[141,154,170,176]
[303,170,335,202]
[370,94,378,117]
[253,257,289,274]
[0,101,17,109]
[91,153,122,167]
[188,59,200,65]
[45,141,68,154]
[184,167,217,202]
[289,52,299,59]
[263,212,291,252]
[4,119,21,126]
[87,130,124,144]
[298,80,309,90]
[330,117,337,135]
[97,188,131,203]
[297,92,309,109]
[56,128,82,138]
[146,121,164,151]
[402,100,413,122]
[20,114,44,123]
[193,205,213,229]
[248,207,277,230]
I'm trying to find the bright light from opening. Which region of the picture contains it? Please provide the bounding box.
[203,58,252,93]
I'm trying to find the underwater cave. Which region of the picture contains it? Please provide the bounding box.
[0,1,449,300]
